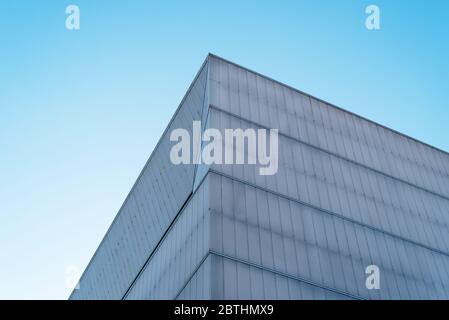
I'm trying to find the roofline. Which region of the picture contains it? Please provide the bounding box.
[207,53,449,158]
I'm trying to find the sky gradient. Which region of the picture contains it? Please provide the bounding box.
[0,0,448,299]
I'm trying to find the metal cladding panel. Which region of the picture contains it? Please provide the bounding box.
[193,108,214,192]
[207,109,449,255]
[124,176,211,299]
[70,61,209,300]
[176,253,352,300]
[206,254,353,300]
[193,66,213,192]
[207,172,449,299]
[203,55,449,299]
[176,255,213,300]
[208,55,449,200]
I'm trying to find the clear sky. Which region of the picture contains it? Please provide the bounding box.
[0,0,447,299]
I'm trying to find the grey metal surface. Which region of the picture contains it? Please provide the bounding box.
[176,254,353,300]
[176,255,213,300]
[71,54,449,300]
[208,55,449,199]
[202,55,449,299]
[70,60,209,300]
[124,176,211,299]
[207,109,449,255]
[207,172,449,299]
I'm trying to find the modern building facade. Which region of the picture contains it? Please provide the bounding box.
[70,54,449,300]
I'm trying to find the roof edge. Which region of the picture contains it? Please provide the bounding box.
[207,53,449,158]
[68,54,210,300]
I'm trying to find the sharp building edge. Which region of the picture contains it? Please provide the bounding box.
[70,55,449,300]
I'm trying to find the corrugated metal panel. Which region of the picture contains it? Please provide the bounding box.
[207,172,449,299]
[193,66,213,192]
[202,55,449,299]
[176,253,353,300]
[175,255,212,300]
[208,55,449,199]
[206,253,353,300]
[70,60,209,300]
[207,108,449,255]
[125,176,211,299]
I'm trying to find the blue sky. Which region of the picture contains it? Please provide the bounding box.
[0,0,447,299]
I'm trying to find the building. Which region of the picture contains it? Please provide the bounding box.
[70,54,449,300]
